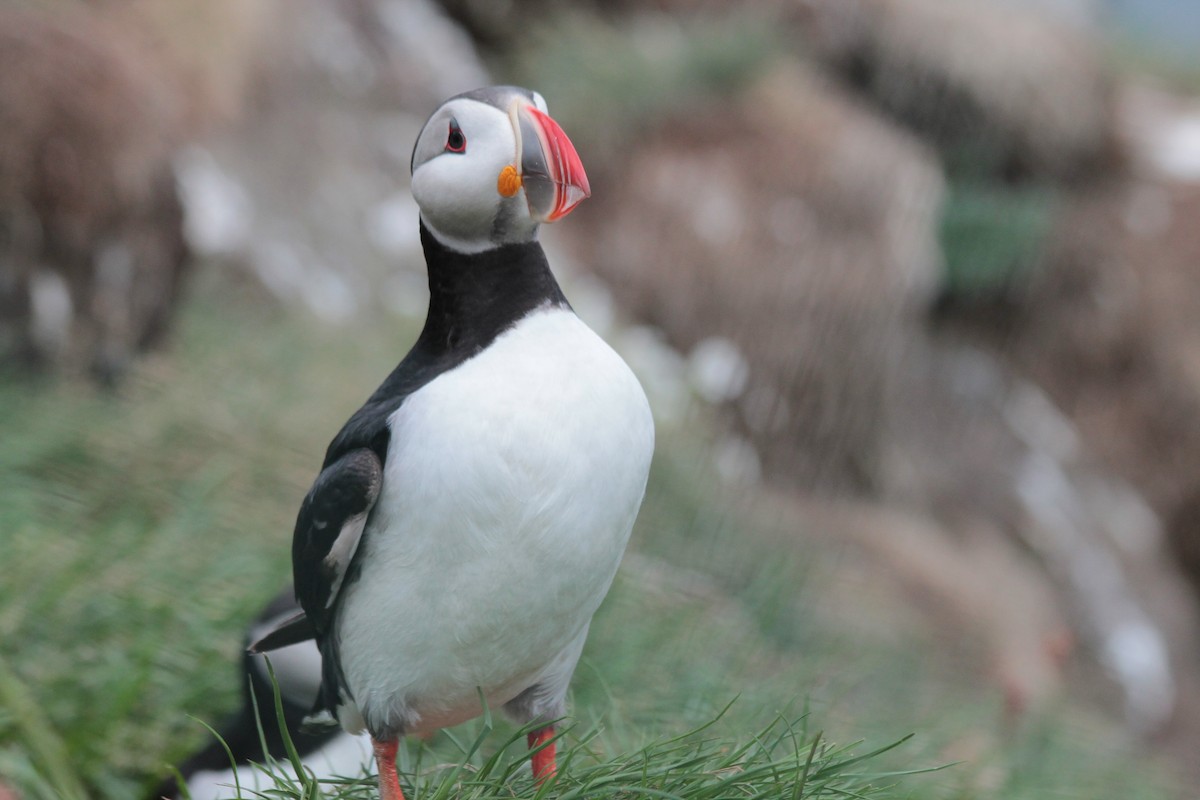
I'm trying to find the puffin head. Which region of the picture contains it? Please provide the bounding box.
[410,86,591,253]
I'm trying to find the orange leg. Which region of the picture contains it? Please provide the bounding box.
[527,725,557,784]
[373,738,405,800]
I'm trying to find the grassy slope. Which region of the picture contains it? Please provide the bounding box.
[0,270,1181,800]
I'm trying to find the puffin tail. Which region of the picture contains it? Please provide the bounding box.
[247,610,316,654]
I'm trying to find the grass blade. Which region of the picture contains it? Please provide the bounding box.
[0,653,88,800]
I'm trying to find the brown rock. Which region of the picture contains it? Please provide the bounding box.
[794,0,1118,181]
[936,140,1200,762]
[0,8,189,380]
[576,62,943,492]
[100,0,281,133]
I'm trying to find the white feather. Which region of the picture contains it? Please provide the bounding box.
[335,306,654,735]
[324,511,370,608]
[179,731,372,800]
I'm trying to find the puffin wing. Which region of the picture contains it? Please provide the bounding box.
[252,448,383,652]
[292,448,384,632]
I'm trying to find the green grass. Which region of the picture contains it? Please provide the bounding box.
[937,178,1059,300]
[206,686,930,800]
[0,269,1183,799]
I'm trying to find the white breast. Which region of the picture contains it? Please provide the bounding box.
[336,306,654,736]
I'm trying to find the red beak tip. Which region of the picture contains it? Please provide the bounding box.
[524,104,590,221]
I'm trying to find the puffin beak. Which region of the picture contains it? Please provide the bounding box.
[510,102,591,223]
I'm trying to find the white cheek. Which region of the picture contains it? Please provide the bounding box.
[412,164,485,235]
[412,133,517,243]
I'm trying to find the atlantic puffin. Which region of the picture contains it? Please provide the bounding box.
[253,86,655,800]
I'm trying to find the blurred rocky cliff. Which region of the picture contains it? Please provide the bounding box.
[6,0,1200,787]
[440,0,1200,777]
[0,1,286,379]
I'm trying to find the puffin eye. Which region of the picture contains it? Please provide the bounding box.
[445,120,466,153]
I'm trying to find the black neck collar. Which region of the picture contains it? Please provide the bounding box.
[413,222,568,358]
[323,224,570,464]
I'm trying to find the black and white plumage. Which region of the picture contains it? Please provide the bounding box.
[253,85,654,800]
[148,589,370,800]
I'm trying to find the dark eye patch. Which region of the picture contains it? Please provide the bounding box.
[446,118,466,153]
